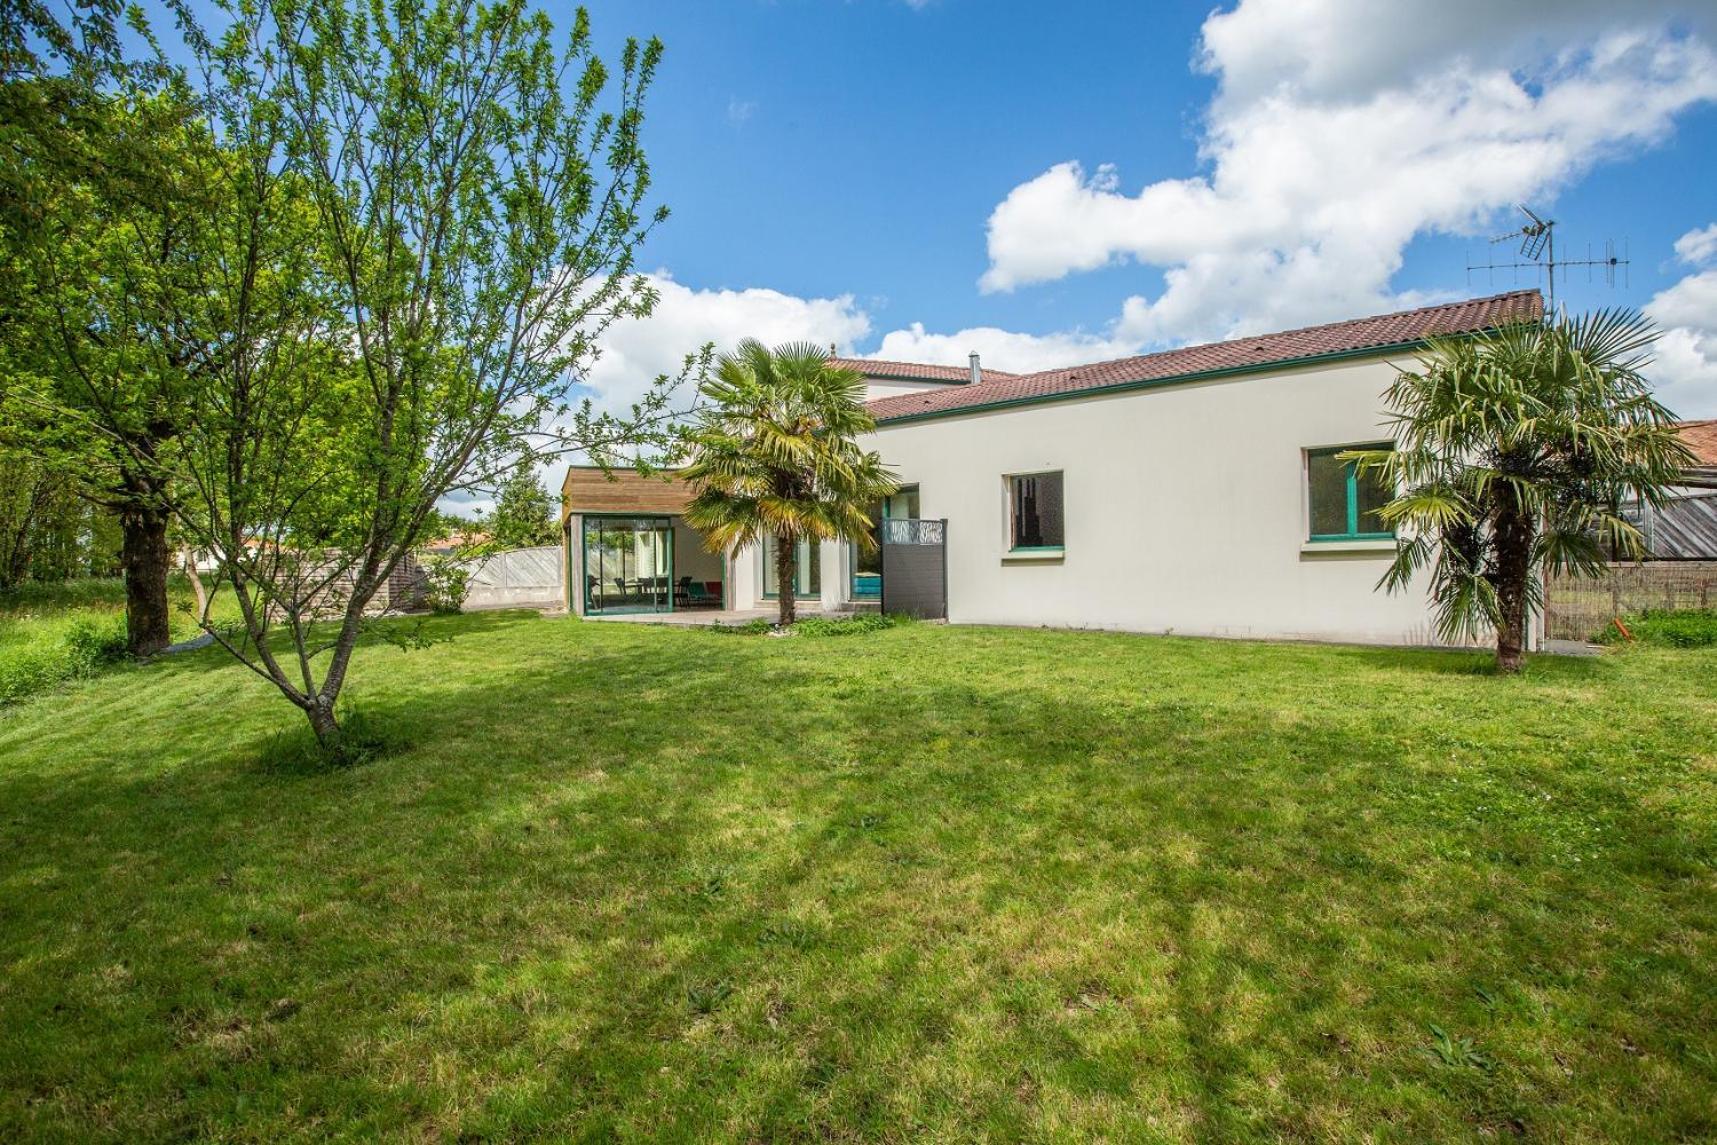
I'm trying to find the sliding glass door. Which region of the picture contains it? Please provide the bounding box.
[583,516,673,613]
[762,535,821,599]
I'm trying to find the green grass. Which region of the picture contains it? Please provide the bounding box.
[1599,608,1717,649]
[0,577,228,706]
[1,614,1714,1141]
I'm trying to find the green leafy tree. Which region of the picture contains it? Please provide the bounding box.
[488,465,560,549]
[0,447,68,589]
[1348,309,1693,673]
[2,88,226,654]
[164,0,688,756]
[2,0,208,644]
[682,340,897,627]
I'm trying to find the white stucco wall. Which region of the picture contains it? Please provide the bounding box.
[862,377,965,402]
[859,353,1451,646]
[727,541,759,610]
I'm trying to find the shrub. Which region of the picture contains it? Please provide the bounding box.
[793,613,911,637]
[421,558,470,615]
[704,614,912,637]
[61,614,130,674]
[706,617,773,636]
[0,611,129,705]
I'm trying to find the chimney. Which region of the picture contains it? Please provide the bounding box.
[968,352,982,385]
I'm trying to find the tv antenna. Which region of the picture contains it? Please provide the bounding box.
[1465,204,1629,315]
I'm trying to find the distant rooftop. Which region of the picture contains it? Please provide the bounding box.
[864,289,1545,424]
[832,357,1019,386]
[1676,419,1717,468]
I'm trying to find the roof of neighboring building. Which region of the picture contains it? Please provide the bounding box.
[1631,491,1717,558]
[421,528,491,554]
[866,289,1545,424]
[831,356,1020,386]
[1676,419,1717,468]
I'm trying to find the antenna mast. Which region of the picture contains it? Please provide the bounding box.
[1465,205,1629,316]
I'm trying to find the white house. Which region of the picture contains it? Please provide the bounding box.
[561,289,1546,647]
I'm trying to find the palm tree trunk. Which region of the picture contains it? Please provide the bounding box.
[1492,487,1534,675]
[775,533,796,627]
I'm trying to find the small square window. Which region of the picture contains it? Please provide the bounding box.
[1009,471,1064,550]
[1306,447,1393,542]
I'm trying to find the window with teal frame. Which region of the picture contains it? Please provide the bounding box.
[1306,446,1393,542]
[762,535,821,599]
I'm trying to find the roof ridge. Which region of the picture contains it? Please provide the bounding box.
[866,289,1544,424]
[1014,290,1540,383]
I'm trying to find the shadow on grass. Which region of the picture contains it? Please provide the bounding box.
[0,617,1707,1138]
[139,608,549,678]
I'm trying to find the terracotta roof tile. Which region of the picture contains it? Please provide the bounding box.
[1676,419,1717,467]
[866,290,1544,424]
[831,356,1019,385]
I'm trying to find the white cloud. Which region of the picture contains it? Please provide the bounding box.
[872,321,1137,375]
[1645,225,1717,418]
[726,97,756,126]
[1673,222,1717,267]
[448,274,874,515]
[577,272,872,413]
[980,1,1717,349]
[571,275,1136,407]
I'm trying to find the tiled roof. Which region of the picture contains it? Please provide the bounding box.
[1676,419,1717,468]
[866,290,1544,424]
[831,356,1019,385]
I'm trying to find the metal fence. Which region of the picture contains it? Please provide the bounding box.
[457,545,566,611]
[881,518,947,620]
[1543,561,1717,641]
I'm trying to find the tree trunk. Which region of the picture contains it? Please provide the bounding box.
[181,549,209,624]
[120,503,172,657]
[1492,486,1534,675]
[0,464,55,591]
[775,533,796,627]
[305,696,343,756]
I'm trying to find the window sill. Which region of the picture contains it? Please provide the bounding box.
[1301,539,1396,555]
[1003,547,1065,563]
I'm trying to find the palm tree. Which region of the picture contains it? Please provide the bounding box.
[1347,309,1692,673]
[682,340,898,626]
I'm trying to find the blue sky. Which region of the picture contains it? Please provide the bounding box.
[567,0,1717,421]
[584,1,1218,336]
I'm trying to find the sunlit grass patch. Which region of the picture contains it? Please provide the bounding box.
[0,613,1713,1139]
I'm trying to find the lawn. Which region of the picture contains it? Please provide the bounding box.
[0,613,1714,1141]
[0,578,220,706]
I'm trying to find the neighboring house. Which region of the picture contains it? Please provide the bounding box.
[421,529,492,557]
[1623,420,1717,559]
[562,289,1548,646]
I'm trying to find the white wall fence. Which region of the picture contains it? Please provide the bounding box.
[457,545,565,611]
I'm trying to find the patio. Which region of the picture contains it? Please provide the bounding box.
[582,606,852,627]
